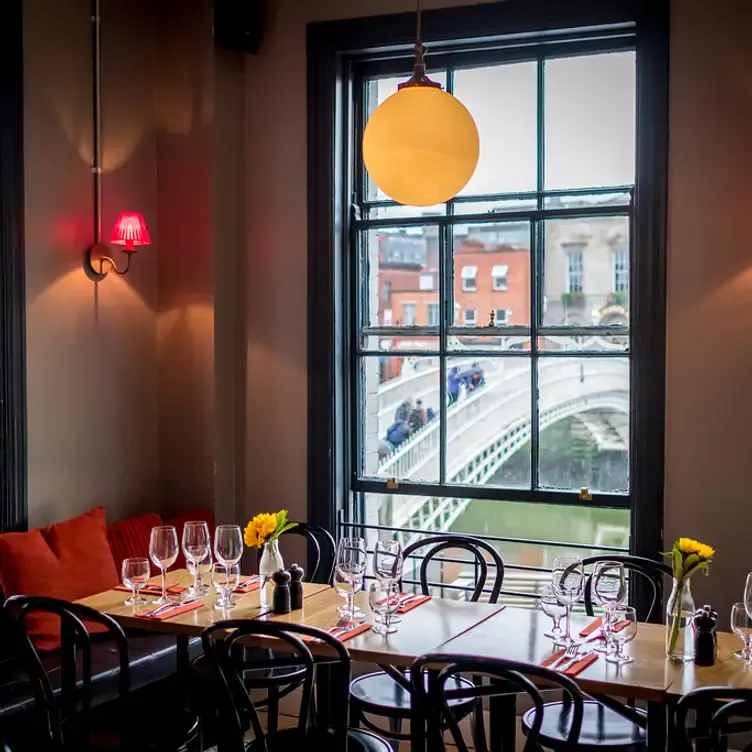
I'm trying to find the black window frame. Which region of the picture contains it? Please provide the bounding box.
[307,0,668,618]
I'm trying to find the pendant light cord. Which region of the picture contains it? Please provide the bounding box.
[416,0,422,44]
[399,0,441,90]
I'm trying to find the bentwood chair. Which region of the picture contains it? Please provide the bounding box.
[349,534,505,745]
[676,687,752,752]
[3,596,199,752]
[193,521,336,742]
[200,620,389,752]
[258,522,337,584]
[411,653,596,752]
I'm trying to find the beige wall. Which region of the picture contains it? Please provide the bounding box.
[23,0,159,527]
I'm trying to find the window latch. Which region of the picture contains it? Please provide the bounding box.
[579,486,592,501]
[386,477,399,490]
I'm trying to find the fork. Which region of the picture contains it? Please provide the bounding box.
[550,644,579,670]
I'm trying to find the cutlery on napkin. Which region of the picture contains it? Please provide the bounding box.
[541,648,598,677]
[115,583,186,595]
[303,623,372,643]
[136,598,204,620]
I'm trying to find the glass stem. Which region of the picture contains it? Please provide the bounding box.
[193,562,199,593]
[554,616,562,632]
[134,585,140,602]
[161,568,167,600]
[347,591,354,619]
[565,604,572,641]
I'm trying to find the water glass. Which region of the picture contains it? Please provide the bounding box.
[604,605,637,664]
[149,526,179,604]
[334,537,367,622]
[539,584,566,639]
[374,540,403,582]
[182,521,210,595]
[121,557,150,606]
[552,556,585,647]
[745,574,752,622]
[213,563,240,610]
[592,561,627,652]
[368,581,400,635]
[731,602,752,661]
[214,525,244,567]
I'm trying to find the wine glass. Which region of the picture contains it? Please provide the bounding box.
[591,561,627,653]
[196,548,214,595]
[182,521,210,595]
[604,605,637,664]
[539,584,566,639]
[551,556,585,647]
[334,537,367,622]
[149,526,179,604]
[213,563,240,610]
[731,602,752,661]
[368,581,400,635]
[214,525,244,566]
[121,557,150,606]
[374,540,403,624]
[744,574,752,622]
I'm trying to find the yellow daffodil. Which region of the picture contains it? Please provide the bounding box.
[242,510,298,549]
[678,538,715,560]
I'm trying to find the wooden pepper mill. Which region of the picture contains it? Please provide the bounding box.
[272,569,291,615]
[289,563,305,610]
[693,604,718,666]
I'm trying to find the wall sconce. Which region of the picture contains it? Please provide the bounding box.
[84,212,151,281]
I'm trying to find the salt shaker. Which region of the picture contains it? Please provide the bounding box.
[272,569,291,615]
[289,563,305,610]
[693,604,718,666]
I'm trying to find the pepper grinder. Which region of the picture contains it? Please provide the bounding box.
[272,569,291,615]
[693,604,718,666]
[289,563,305,610]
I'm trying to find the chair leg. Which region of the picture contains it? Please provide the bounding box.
[267,687,279,734]
[387,717,402,751]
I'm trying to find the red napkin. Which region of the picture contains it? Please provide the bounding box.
[235,576,261,594]
[303,623,372,643]
[398,595,431,613]
[579,616,603,637]
[136,599,204,620]
[541,649,599,677]
[115,584,185,595]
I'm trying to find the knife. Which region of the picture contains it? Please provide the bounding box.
[558,648,595,672]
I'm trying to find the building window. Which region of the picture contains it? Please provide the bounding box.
[419,273,434,291]
[494,309,509,326]
[492,265,509,291]
[308,2,668,612]
[613,249,629,293]
[461,266,477,292]
[567,251,584,293]
[401,302,416,326]
[382,280,392,303]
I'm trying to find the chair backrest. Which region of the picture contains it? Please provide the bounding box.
[258,522,336,584]
[3,595,130,752]
[411,652,586,752]
[676,687,752,752]
[201,620,351,752]
[402,534,505,603]
[581,554,672,621]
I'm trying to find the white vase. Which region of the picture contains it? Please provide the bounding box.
[259,538,284,583]
[665,577,695,661]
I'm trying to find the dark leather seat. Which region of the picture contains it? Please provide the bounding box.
[0,633,201,719]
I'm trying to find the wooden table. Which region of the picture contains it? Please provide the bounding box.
[78,576,752,752]
[76,569,330,637]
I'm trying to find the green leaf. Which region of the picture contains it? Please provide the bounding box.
[672,548,683,579]
[684,561,709,579]
[683,553,700,576]
[277,522,298,536]
[274,510,289,536]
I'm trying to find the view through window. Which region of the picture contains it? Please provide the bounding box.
[349,49,635,602]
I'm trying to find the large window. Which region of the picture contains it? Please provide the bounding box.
[308,2,668,611]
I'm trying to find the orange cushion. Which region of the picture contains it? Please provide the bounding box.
[107,512,163,576]
[165,508,216,570]
[0,506,120,651]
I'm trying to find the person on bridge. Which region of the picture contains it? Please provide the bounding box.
[408,399,427,432]
[386,420,411,448]
[447,366,461,405]
[394,399,412,423]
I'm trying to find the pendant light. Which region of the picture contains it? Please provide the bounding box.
[362,0,479,207]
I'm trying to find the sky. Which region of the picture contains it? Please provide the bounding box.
[371,51,636,212]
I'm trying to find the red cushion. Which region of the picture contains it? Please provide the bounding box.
[107,512,164,576]
[0,507,119,651]
[165,508,216,570]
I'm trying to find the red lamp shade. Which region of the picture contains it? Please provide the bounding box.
[110,212,151,251]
